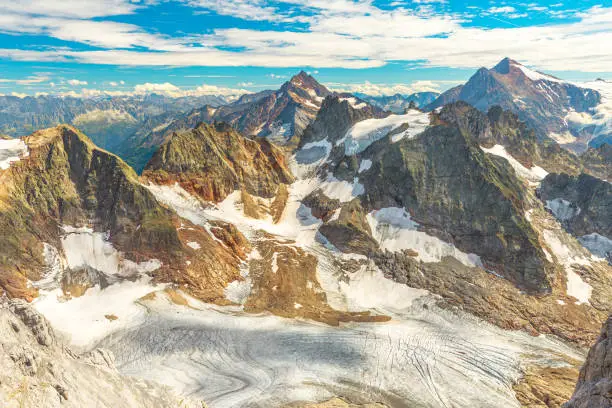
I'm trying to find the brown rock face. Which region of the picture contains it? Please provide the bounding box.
[564,316,612,408]
[0,125,181,299]
[143,122,293,203]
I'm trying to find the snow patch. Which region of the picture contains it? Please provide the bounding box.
[187,241,201,250]
[338,264,428,311]
[480,145,548,183]
[358,159,372,173]
[319,173,364,203]
[546,198,580,221]
[543,230,593,304]
[61,225,161,277]
[366,207,482,267]
[224,279,251,305]
[34,275,164,349]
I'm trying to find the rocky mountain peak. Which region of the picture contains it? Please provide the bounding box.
[283,70,330,98]
[492,57,519,74]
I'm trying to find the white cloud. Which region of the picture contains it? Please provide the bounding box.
[67,79,88,86]
[0,2,610,73]
[0,74,49,85]
[133,82,181,94]
[0,0,138,18]
[488,6,517,14]
[328,80,445,96]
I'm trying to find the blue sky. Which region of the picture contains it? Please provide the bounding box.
[0,0,610,97]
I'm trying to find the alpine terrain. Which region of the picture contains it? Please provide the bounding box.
[0,3,610,406]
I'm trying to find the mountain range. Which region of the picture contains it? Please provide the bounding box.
[357,92,440,113]
[0,58,610,408]
[426,58,604,152]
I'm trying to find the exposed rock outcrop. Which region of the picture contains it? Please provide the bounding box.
[358,117,552,293]
[564,315,612,408]
[143,122,293,203]
[0,125,181,299]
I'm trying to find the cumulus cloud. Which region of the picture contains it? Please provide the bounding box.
[328,80,446,96]
[55,82,252,98]
[67,79,88,86]
[488,6,517,14]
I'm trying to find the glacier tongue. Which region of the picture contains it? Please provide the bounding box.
[98,287,583,408]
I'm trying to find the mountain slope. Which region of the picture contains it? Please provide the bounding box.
[0,94,229,153]
[0,125,247,306]
[122,72,334,172]
[358,92,440,113]
[356,92,440,113]
[142,122,294,203]
[564,315,612,408]
[426,58,601,152]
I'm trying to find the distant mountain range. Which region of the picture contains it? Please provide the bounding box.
[357,92,440,113]
[425,58,603,153]
[0,93,229,152]
[119,71,378,171]
[1,62,611,407]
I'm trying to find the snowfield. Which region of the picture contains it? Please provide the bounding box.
[366,207,483,267]
[341,109,430,155]
[481,144,548,184]
[96,286,583,408]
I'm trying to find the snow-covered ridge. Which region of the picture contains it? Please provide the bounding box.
[340,109,429,155]
[0,138,29,170]
[512,62,564,83]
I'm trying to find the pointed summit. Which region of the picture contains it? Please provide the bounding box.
[290,70,311,84]
[286,70,328,95]
[492,57,519,74]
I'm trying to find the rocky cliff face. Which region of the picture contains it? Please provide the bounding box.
[564,315,612,408]
[142,122,294,203]
[358,114,552,292]
[583,144,612,182]
[440,101,608,180]
[0,125,181,299]
[0,298,198,408]
[540,173,612,262]
[426,58,601,152]
[0,125,249,305]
